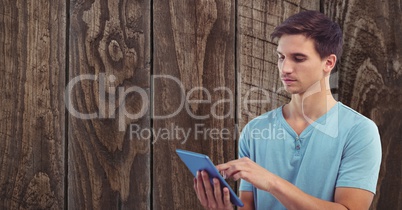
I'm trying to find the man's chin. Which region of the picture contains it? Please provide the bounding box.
[283,87,301,95]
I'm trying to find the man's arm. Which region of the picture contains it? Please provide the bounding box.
[217,157,374,210]
[268,172,374,210]
[335,188,374,209]
[239,191,254,210]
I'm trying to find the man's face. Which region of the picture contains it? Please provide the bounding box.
[276,34,327,95]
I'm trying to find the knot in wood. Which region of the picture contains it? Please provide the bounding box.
[108,40,123,62]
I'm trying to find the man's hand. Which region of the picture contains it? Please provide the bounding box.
[193,171,234,210]
[216,157,272,192]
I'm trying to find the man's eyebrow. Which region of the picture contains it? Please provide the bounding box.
[276,51,307,57]
[292,53,307,57]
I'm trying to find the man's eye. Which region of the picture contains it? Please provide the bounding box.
[278,56,285,61]
[294,57,305,62]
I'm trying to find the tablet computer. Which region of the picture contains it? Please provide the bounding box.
[176,149,244,207]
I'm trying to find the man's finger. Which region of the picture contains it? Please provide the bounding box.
[196,171,208,206]
[216,163,230,171]
[223,161,248,178]
[193,178,201,201]
[216,160,238,171]
[201,171,217,208]
[232,171,244,181]
[222,187,232,207]
[213,178,224,207]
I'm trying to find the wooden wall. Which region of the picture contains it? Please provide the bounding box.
[323,0,402,209]
[0,0,66,209]
[153,0,236,209]
[0,0,400,209]
[68,0,151,209]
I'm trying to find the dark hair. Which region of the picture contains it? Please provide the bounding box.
[271,10,343,61]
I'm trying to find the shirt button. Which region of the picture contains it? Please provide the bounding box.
[296,145,300,150]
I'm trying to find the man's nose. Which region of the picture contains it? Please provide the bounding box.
[279,59,293,74]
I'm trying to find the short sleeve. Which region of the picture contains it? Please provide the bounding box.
[238,125,254,192]
[336,119,382,194]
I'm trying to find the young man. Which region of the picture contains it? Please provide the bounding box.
[193,11,382,210]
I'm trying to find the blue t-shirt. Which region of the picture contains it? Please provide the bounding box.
[239,102,382,210]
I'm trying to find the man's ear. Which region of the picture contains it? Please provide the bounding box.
[324,54,337,74]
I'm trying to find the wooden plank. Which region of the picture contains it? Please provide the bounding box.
[322,0,402,209]
[153,0,236,209]
[68,0,151,209]
[238,0,319,128]
[0,0,65,209]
